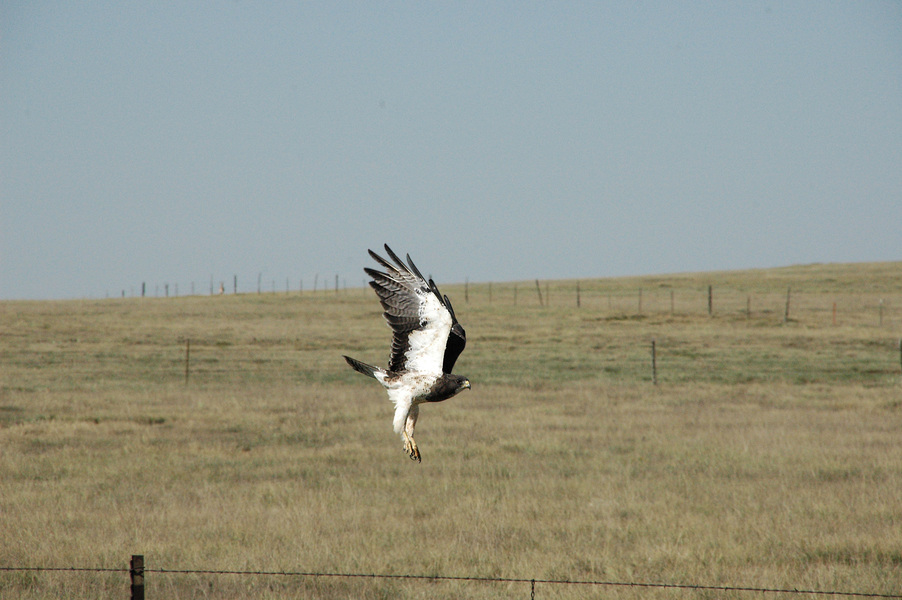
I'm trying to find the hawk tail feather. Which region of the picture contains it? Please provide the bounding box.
[343,355,380,379]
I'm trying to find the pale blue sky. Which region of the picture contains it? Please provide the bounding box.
[2,2,900,299]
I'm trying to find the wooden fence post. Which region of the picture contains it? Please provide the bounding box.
[651,339,657,385]
[784,287,791,323]
[185,340,190,384]
[130,555,145,600]
[708,285,713,316]
[535,280,543,307]
[576,281,580,308]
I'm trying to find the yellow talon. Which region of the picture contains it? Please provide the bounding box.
[402,433,421,463]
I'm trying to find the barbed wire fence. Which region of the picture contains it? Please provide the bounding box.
[19,291,902,389]
[114,277,902,336]
[38,333,898,392]
[2,556,901,599]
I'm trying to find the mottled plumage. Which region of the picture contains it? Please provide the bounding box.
[343,244,470,462]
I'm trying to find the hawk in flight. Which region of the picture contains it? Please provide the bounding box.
[343,244,470,462]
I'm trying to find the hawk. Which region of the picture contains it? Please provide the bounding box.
[343,244,470,462]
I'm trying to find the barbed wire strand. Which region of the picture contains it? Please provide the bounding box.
[0,566,126,573]
[152,567,902,598]
[1,565,900,598]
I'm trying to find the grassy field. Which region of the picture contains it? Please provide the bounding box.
[1,261,901,598]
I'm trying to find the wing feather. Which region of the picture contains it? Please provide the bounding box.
[404,253,427,283]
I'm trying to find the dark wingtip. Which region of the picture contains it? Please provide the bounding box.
[406,253,427,282]
[367,248,398,274]
[382,244,407,271]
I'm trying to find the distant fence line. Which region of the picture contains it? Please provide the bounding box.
[2,555,900,599]
[127,274,349,298]
[120,278,899,319]
[175,336,902,386]
[43,333,902,388]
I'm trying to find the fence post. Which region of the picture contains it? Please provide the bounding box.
[185,339,190,384]
[130,555,144,600]
[784,287,791,323]
[651,339,657,385]
[535,280,543,307]
[708,285,713,316]
[576,281,580,308]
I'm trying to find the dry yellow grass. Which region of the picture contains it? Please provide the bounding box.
[1,262,901,598]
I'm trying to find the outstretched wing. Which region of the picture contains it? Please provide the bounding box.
[365,244,454,374]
